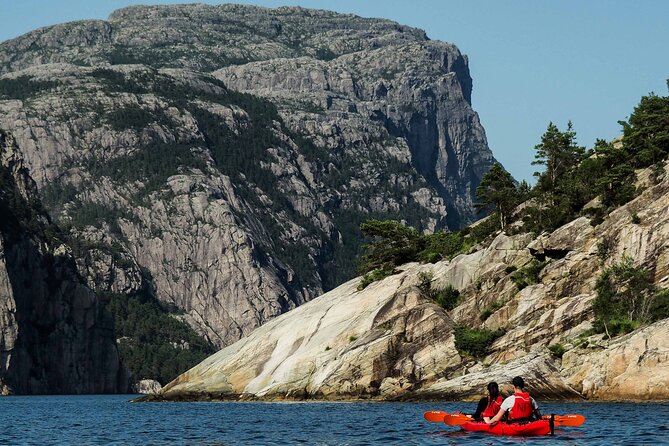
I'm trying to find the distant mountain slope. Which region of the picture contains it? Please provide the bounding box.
[0,4,495,358]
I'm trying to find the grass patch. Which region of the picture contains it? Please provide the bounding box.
[548,343,567,358]
[417,272,461,310]
[358,265,396,290]
[480,300,505,321]
[511,260,548,290]
[453,326,505,358]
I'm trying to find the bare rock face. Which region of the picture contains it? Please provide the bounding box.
[0,4,495,349]
[214,40,492,225]
[132,379,162,395]
[0,131,127,394]
[155,263,460,400]
[561,319,669,400]
[417,353,582,400]
[148,161,669,401]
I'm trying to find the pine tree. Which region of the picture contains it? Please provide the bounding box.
[475,162,518,229]
[620,89,669,168]
[532,121,585,195]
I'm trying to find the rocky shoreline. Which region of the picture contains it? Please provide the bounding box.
[136,160,669,403]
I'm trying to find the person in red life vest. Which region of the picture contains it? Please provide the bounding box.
[472,382,503,422]
[485,376,542,424]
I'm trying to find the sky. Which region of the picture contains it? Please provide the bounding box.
[2,0,668,182]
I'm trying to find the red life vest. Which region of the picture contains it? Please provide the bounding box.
[508,392,533,420]
[481,395,503,417]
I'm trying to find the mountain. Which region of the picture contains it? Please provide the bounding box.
[0,4,495,359]
[0,130,127,394]
[145,159,669,402]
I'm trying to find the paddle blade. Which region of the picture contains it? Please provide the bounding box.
[544,414,586,427]
[443,413,473,426]
[424,411,447,422]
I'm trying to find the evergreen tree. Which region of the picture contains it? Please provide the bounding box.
[532,121,585,195]
[475,162,518,229]
[620,88,669,168]
[358,220,422,273]
[591,139,636,207]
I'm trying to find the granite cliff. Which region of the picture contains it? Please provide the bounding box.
[0,2,495,368]
[0,131,127,394]
[149,160,669,402]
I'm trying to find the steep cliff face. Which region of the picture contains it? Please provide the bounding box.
[215,40,491,226]
[0,131,126,394]
[0,4,495,349]
[149,160,669,402]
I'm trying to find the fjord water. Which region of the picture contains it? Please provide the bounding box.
[0,395,667,445]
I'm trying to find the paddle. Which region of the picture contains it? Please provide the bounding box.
[423,411,473,425]
[545,414,586,427]
[424,411,585,427]
[423,410,448,422]
[443,413,474,426]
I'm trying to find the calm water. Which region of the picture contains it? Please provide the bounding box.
[0,395,667,445]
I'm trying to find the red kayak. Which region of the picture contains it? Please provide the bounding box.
[461,419,552,436]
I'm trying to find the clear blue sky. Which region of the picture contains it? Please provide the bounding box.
[3,1,668,182]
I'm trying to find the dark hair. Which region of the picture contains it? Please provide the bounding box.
[486,381,500,413]
[487,381,499,400]
[512,376,525,389]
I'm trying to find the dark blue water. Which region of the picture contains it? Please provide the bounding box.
[0,395,667,445]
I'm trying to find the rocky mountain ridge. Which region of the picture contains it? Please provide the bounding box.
[0,3,496,362]
[147,159,669,402]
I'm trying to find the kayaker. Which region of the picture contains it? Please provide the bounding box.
[485,376,542,424]
[472,382,503,422]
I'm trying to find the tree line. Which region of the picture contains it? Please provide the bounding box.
[355,83,669,341]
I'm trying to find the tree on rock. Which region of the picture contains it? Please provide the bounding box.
[358,219,422,274]
[475,162,518,229]
[620,87,669,168]
[532,121,585,196]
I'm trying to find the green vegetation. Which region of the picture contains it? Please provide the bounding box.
[0,76,60,100]
[620,87,669,168]
[106,291,216,385]
[358,220,423,274]
[475,162,523,229]
[356,219,498,288]
[432,285,462,310]
[596,236,614,261]
[357,265,396,290]
[453,326,505,358]
[511,84,669,234]
[548,343,566,358]
[106,105,170,131]
[87,142,208,197]
[418,230,471,263]
[480,300,504,321]
[315,47,337,61]
[417,272,462,310]
[593,256,669,337]
[511,260,548,290]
